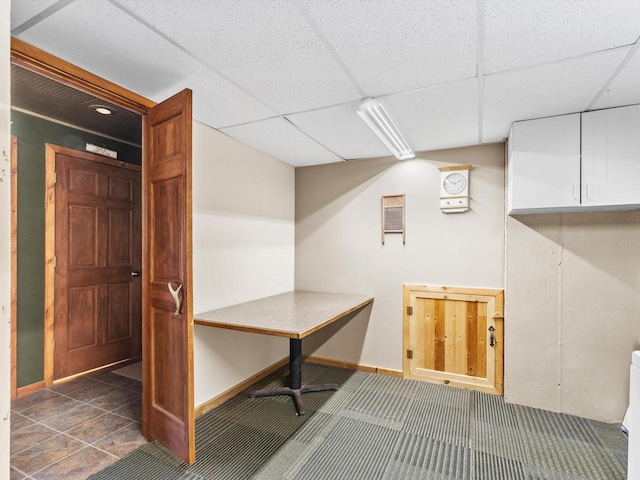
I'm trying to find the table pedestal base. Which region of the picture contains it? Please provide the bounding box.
[250,338,338,415]
[250,383,338,415]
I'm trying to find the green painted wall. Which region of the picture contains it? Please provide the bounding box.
[12,110,141,387]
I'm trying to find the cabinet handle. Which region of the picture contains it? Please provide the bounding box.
[585,184,590,201]
[572,184,578,202]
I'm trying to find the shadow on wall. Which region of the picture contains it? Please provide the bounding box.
[302,303,373,365]
[295,156,396,224]
[510,210,640,291]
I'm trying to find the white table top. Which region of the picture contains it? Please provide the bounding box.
[193,290,374,339]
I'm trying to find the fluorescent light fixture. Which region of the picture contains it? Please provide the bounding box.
[357,98,414,160]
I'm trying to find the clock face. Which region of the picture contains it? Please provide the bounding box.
[443,172,467,195]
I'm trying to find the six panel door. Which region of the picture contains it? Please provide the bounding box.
[142,88,195,464]
[54,147,141,380]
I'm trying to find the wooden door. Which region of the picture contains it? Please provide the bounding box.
[403,285,504,395]
[53,146,141,379]
[142,89,194,463]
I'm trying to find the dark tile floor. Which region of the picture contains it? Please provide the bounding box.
[10,365,146,480]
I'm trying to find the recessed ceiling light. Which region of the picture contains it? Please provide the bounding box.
[90,104,115,115]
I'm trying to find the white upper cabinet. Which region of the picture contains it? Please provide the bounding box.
[508,114,581,214]
[508,104,640,215]
[582,104,640,208]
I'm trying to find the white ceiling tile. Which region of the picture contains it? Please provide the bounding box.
[591,48,640,110]
[115,0,361,113]
[221,117,344,167]
[288,79,479,159]
[286,101,394,160]
[482,48,630,143]
[10,0,59,30]
[299,0,477,96]
[16,0,208,100]
[152,69,277,129]
[384,79,479,153]
[11,1,640,167]
[484,0,640,74]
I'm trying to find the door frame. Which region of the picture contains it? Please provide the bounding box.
[11,38,154,114]
[10,39,195,461]
[44,144,142,383]
[11,37,155,387]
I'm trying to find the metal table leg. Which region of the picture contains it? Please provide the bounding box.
[250,338,338,415]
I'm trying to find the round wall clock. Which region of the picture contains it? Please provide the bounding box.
[443,172,467,195]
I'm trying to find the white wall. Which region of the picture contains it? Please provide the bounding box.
[1,0,11,474]
[191,121,294,406]
[506,212,640,422]
[295,144,506,371]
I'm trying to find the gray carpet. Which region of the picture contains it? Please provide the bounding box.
[89,363,628,479]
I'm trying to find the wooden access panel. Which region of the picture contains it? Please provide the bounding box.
[403,284,504,395]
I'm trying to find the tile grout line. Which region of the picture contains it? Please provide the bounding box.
[11,372,144,476]
[11,408,136,456]
[12,389,140,435]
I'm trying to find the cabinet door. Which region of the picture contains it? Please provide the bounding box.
[582,105,640,208]
[508,114,581,214]
[403,285,504,396]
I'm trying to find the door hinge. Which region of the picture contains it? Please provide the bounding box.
[53,172,57,184]
[406,349,413,359]
[53,339,56,351]
[53,256,57,268]
[406,306,413,316]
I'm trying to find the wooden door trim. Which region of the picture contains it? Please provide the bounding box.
[11,135,17,398]
[13,41,197,462]
[46,144,142,172]
[44,145,55,386]
[11,38,155,114]
[44,143,142,385]
[9,38,152,393]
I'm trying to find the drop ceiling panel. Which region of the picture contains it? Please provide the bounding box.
[484,0,640,74]
[288,79,479,160]
[286,102,394,160]
[10,0,59,30]
[482,48,631,143]
[16,0,208,100]
[221,117,344,167]
[384,79,479,153]
[152,69,277,129]
[299,0,477,96]
[115,0,361,114]
[591,49,640,110]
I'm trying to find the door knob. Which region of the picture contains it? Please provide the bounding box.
[131,271,141,277]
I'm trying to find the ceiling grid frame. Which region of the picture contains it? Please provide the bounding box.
[107,0,281,115]
[587,38,640,111]
[9,0,640,166]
